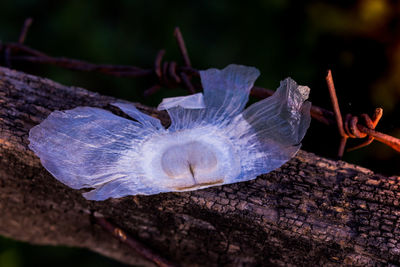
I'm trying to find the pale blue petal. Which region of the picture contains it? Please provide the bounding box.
[200,64,260,124]
[242,78,311,145]
[165,64,260,131]
[163,107,206,131]
[157,93,206,131]
[157,93,205,110]
[225,77,311,181]
[111,102,163,130]
[83,176,162,200]
[28,107,163,190]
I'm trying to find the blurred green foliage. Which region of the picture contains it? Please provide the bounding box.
[0,0,400,266]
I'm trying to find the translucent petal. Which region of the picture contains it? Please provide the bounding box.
[28,107,164,191]
[157,93,205,110]
[225,77,311,180]
[83,176,161,200]
[162,107,206,131]
[242,78,311,145]
[200,64,260,124]
[164,64,260,131]
[111,102,163,130]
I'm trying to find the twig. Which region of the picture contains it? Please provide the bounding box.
[93,214,176,267]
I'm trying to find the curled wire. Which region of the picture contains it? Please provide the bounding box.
[147,29,198,96]
[326,70,400,157]
[344,108,383,151]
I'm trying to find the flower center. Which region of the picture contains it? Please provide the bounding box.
[161,141,218,181]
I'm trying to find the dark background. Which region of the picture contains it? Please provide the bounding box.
[1,0,399,266]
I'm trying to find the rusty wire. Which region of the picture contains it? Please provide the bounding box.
[326,70,400,157]
[1,18,399,156]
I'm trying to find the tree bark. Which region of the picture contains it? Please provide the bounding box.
[1,66,400,266]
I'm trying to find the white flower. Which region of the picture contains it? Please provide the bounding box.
[28,64,311,201]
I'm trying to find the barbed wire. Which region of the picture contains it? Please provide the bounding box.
[1,18,399,157]
[2,17,400,266]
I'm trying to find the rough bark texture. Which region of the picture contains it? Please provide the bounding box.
[1,66,400,266]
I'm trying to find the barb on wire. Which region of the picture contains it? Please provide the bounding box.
[180,71,196,94]
[326,70,348,157]
[174,27,191,67]
[345,108,382,151]
[92,213,176,267]
[4,17,33,68]
[325,70,400,157]
[18,17,33,44]
[154,49,165,79]
[146,27,197,95]
[1,19,399,156]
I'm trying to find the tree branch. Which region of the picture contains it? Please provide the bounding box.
[1,66,400,266]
